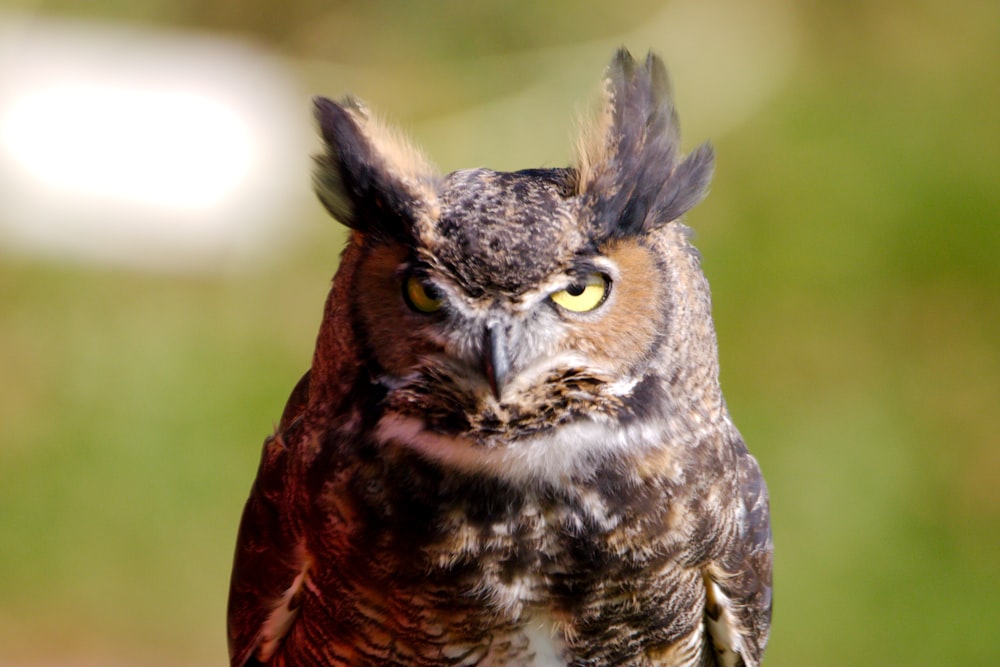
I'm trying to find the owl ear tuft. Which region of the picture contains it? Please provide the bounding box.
[575,49,714,238]
[312,96,438,240]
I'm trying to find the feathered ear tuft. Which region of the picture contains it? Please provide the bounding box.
[575,49,714,238]
[312,97,439,240]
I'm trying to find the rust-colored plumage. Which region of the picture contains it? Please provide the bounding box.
[228,49,772,666]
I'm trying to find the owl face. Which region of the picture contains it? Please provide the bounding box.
[312,52,717,480]
[356,170,669,435]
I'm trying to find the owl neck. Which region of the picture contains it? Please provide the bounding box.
[366,370,733,489]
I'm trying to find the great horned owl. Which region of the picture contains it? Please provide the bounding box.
[227,49,772,667]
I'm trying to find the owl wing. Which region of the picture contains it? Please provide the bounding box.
[227,371,313,667]
[703,449,773,667]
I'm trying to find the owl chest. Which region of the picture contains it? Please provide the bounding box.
[308,458,693,665]
[332,479,624,605]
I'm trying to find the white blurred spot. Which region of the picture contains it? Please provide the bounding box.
[0,12,311,272]
[3,86,254,211]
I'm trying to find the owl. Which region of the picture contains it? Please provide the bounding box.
[227,49,771,667]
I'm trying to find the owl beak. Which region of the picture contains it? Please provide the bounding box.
[482,324,510,400]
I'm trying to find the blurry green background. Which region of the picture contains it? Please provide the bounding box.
[1,1,997,665]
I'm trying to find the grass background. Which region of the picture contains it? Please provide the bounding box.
[1,0,998,665]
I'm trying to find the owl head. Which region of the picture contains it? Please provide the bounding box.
[310,49,722,482]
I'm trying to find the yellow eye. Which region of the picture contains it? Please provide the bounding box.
[550,273,610,313]
[403,275,443,313]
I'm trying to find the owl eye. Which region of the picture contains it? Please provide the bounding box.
[550,273,611,313]
[403,275,443,313]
